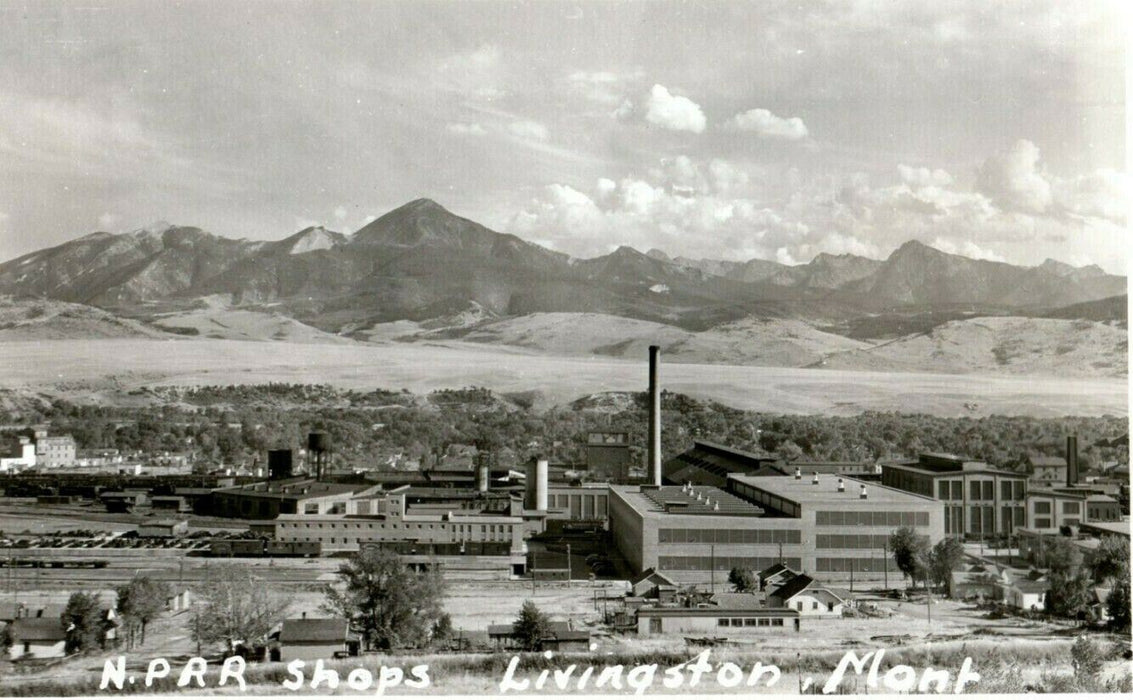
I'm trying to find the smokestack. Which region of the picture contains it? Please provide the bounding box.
[477,461,490,493]
[648,345,662,486]
[1067,435,1078,487]
[536,458,548,511]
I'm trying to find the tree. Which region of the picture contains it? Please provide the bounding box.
[728,567,757,593]
[1070,636,1105,679]
[1031,536,1082,574]
[1106,561,1131,631]
[928,538,966,592]
[1047,568,1092,619]
[191,564,288,653]
[62,592,106,654]
[0,625,12,656]
[889,527,930,589]
[512,600,551,652]
[1087,537,1130,584]
[431,613,454,647]
[116,576,172,649]
[322,547,446,650]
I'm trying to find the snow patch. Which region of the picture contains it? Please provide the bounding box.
[649,284,670,294]
[290,227,338,254]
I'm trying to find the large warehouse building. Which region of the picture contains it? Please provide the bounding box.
[609,472,944,584]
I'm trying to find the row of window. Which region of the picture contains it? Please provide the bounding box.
[718,618,785,627]
[1032,500,1080,515]
[815,557,897,573]
[814,511,929,527]
[657,556,803,571]
[657,528,802,545]
[815,534,891,550]
[278,521,514,535]
[936,479,1025,502]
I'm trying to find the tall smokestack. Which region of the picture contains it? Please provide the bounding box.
[648,345,662,486]
[1067,435,1078,487]
[477,461,490,493]
[536,458,548,511]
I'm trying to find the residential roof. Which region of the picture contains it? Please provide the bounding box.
[757,563,796,580]
[769,574,816,602]
[279,618,351,644]
[10,618,66,642]
[708,593,766,610]
[631,568,677,587]
[1010,580,1050,594]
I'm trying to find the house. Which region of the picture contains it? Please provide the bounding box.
[165,587,192,614]
[767,574,849,616]
[486,620,590,650]
[136,519,189,538]
[7,618,67,660]
[630,568,678,598]
[1003,577,1048,612]
[277,618,360,662]
[757,563,799,591]
[948,563,1007,601]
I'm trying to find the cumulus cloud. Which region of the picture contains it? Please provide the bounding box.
[976,139,1053,213]
[644,85,706,133]
[446,122,487,136]
[726,108,808,140]
[898,164,954,188]
[507,120,549,141]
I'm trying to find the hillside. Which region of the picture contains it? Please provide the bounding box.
[0,296,167,340]
[819,316,1127,377]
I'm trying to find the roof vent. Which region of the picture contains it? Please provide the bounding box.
[837,478,845,493]
[812,472,819,485]
[794,467,801,480]
[681,483,688,493]
[713,502,719,511]
[859,484,868,500]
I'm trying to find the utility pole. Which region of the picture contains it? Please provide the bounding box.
[850,559,854,593]
[566,544,571,587]
[778,542,783,565]
[883,542,889,589]
[710,544,715,594]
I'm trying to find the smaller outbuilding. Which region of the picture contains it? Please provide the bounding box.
[767,574,849,616]
[757,563,799,591]
[7,618,67,660]
[276,617,360,662]
[137,519,189,538]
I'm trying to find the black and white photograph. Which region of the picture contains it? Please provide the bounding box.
[0,0,1128,695]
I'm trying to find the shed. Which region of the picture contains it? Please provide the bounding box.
[768,574,848,616]
[277,618,360,661]
[8,618,67,660]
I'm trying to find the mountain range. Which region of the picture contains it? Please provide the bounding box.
[0,198,1125,335]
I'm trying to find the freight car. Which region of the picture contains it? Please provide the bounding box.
[208,539,320,558]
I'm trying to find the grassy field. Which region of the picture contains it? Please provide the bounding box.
[0,338,1125,416]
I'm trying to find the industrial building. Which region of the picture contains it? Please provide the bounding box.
[880,453,1027,539]
[211,479,368,519]
[662,440,781,488]
[585,432,632,482]
[32,430,76,468]
[609,470,943,584]
[1023,488,1121,533]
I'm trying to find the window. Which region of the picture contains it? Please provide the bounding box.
[1034,501,1051,514]
[731,619,744,627]
[938,481,950,499]
[744,618,758,627]
[1001,481,1012,500]
[812,602,819,610]
[951,481,963,500]
[1034,518,1051,529]
[1062,501,1080,515]
[982,482,994,500]
[718,619,730,627]
[772,618,784,627]
[757,618,770,627]
[971,481,982,500]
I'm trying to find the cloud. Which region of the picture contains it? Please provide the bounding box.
[446,122,487,136]
[726,108,808,140]
[897,164,954,188]
[333,206,348,221]
[1052,169,1131,224]
[566,68,645,106]
[930,238,1005,262]
[976,139,1053,214]
[507,120,549,141]
[98,213,119,230]
[644,85,706,133]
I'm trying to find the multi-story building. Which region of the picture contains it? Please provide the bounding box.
[585,432,632,483]
[609,472,943,584]
[32,431,76,468]
[880,453,1027,539]
[210,479,368,519]
[1024,487,1121,533]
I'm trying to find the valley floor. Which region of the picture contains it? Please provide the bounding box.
[0,337,1125,416]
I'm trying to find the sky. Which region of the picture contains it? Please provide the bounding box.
[0,0,1128,272]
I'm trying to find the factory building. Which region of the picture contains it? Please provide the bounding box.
[662,441,782,488]
[33,430,76,468]
[609,472,943,584]
[1024,488,1121,533]
[211,478,369,519]
[585,432,632,483]
[880,453,1027,539]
